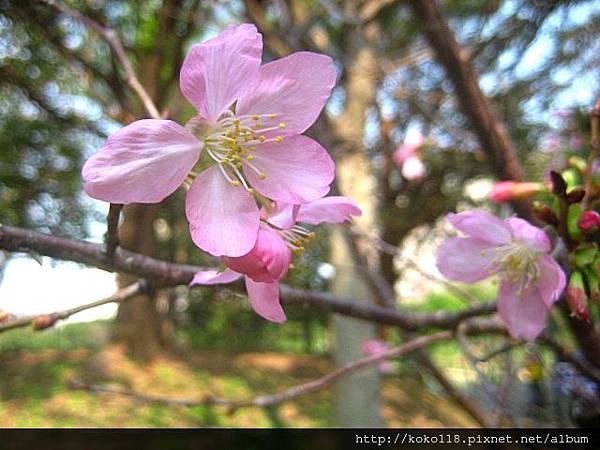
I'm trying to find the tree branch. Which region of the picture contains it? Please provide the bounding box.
[0,224,496,331]
[104,204,123,258]
[67,331,453,410]
[40,0,161,119]
[0,282,144,333]
[407,0,530,220]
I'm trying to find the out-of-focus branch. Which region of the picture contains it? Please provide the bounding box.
[541,335,600,385]
[67,331,453,409]
[457,323,518,427]
[0,225,497,331]
[0,282,144,334]
[583,99,600,209]
[407,0,530,220]
[344,227,493,427]
[40,0,161,119]
[354,229,481,305]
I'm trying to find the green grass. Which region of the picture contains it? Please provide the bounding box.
[0,316,477,427]
[0,320,110,353]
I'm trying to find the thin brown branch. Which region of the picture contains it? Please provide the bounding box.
[407,0,531,220]
[40,0,161,119]
[354,229,482,305]
[104,203,123,258]
[540,335,600,385]
[68,331,453,409]
[343,228,396,308]
[0,282,144,334]
[475,342,524,363]
[343,227,493,427]
[457,324,517,427]
[0,224,497,331]
[583,99,600,209]
[412,349,493,427]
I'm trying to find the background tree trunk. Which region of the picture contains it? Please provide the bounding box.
[331,26,382,426]
[115,204,164,361]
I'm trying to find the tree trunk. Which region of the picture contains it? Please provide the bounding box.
[331,30,382,426]
[115,204,164,361]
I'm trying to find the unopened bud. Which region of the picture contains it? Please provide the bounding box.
[585,267,600,303]
[550,171,568,196]
[578,211,600,233]
[566,187,586,205]
[32,314,58,330]
[489,181,543,203]
[533,203,559,227]
[566,271,591,322]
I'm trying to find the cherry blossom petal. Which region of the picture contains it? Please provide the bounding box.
[393,131,424,164]
[266,203,299,230]
[497,280,550,341]
[506,217,551,252]
[186,165,260,257]
[447,211,512,245]
[536,254,566,307]
[296,196,362,225]
[245,278,286,323]
[237,51,336,135]
[400,156,426,180]
[82,120,201,204]
[244,135,334,204]
[436,237,497,283]
[190,268,242,285]
[224,226,291,283]
[180,24,262,122]
[361,340,393,374]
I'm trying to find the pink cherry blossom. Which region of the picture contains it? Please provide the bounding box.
[361,339,393,373]
[224,226,292,283]
[393,131,425,181]
[82,24,336,257]
[436,210,566,341]
[191,196,361,322]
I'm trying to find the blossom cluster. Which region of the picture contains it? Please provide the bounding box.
[81,24,361,322]
[437,147,600,341]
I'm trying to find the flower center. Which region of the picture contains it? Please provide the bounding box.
[264,220,315,255]
[190,111,286,192]
[489,240,540,291]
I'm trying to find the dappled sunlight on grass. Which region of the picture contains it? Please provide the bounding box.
[0,322,477,427]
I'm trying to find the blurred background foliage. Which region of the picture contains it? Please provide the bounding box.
[0,0,599,427]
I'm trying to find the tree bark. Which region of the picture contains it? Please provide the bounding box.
[115,204,164,361]
[330,22,383,427]
[407,0,531,220]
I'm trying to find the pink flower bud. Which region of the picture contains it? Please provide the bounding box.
[567,271,590,322]
[489,181,542,203]
[578,211,600,233]
[224,227,291,283]
[361,339,393,374]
